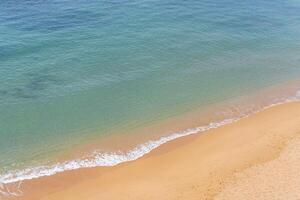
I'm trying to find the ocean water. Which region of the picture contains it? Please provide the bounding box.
[1,0,300,183]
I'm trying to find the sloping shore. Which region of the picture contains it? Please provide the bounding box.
[6,102,300,200]
[215,135,300,200]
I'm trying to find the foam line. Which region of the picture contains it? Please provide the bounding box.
[0,91,299,184]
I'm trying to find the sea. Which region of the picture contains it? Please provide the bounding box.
[1,0,300,184]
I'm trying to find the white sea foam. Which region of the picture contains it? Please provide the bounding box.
[0,90,300,184]
[0,118,238,184]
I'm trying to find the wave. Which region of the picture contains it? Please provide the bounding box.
[0,91,300,184]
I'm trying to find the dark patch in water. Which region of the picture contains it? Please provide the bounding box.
[26,73,56,91]
[0,90,9,101]
[11,87,36,99]
[5,72,64,101]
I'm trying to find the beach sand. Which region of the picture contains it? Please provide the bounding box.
[215,135,300,200]
[6,101,300,200]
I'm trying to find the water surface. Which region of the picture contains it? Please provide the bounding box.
[1,0,300,182]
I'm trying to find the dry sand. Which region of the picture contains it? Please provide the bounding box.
[5,102,300,200]
[215,135,300,200]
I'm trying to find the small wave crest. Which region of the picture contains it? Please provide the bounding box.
[1,90,300,184]
[0,118,238,184]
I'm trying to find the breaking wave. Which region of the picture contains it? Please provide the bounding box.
[0,90,300,184]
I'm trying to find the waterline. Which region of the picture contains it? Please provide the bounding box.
[1,90,299,184]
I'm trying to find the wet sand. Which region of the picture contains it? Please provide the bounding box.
[5,101,300,200]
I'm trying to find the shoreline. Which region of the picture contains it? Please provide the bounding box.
[4,101,300,199]
[2,79,300,185]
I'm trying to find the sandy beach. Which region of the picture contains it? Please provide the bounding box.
[4,101,300,200]
[2,0,300,199]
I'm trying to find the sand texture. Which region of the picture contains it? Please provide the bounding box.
[215,136,300,200]
[4,102,300,200]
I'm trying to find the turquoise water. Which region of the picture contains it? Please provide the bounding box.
[1,0,300,182]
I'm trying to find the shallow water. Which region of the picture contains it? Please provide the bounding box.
[1,0,300,182]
